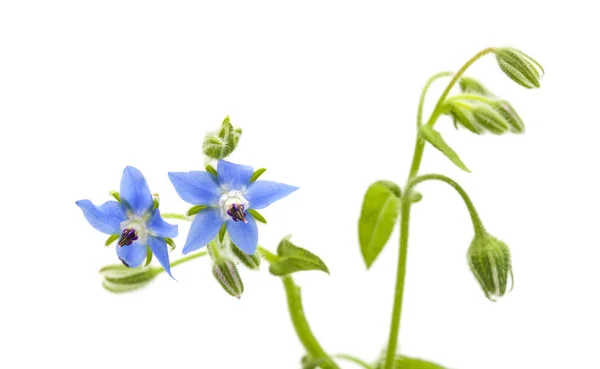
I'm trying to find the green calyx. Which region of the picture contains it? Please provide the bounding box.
[99,264,160,293]
[212,258,244,299]
[495,47,544,89]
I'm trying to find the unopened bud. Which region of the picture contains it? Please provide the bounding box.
[459,76,493,96]
[471,104,510,134]
[467,233,514,301]
[99,264,159,293]
[231,242,261,270]
[202,116,242,160]
[212,259,244,298]
[493,100,525,133]
[495,47,544,89]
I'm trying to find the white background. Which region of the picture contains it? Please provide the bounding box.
[1,1,598,368]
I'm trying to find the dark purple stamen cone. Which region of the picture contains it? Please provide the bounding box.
[118,228,139,247]
[227,204,247,223]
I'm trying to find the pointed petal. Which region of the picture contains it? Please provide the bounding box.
[120,166,154,216]
[217,160,253,191]
[148,236,175,280]
[147,209,178,238]
[182,208,224,254]
[76,200,127,234]
[116,241,147,268]
[245,181,299,209]
[168,171,221,206]
[227,214,258,254]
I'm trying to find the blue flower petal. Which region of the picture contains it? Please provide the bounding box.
[168,171,221,206]
[148,236,175,280]
[116,241,147,268]
[245,181,299,210]
[147,209,178,238]
[217,160,254,191]
[120,166,154,216]
[227,213,258,254]
[182,208,224,254]
[76,200,127,234]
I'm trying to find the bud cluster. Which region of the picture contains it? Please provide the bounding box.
[202,116,242,160]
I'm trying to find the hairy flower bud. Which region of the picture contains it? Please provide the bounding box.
[231,242,261,270]
[212,259,244,298]
[99,264,159,293]
[495,47,544,89]
[459,76,493,96]
[202,116,242,160]
[467,233,514,301]
[493,100,525,133]
[471,104,510,134]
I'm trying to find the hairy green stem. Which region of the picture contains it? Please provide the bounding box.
[257,247,339,369]
[161,213,191,221]
[417,71,453,126]
[383,48,495,369]
[406,174,485,234]
[282,276,340,369]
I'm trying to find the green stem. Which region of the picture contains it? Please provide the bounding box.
[258,246,339,369]
[417,71,453,126]
[406,174,485,234]
[161,213,191,221]
[383,48,495,369]
[334,354,374,369]
[153,251,207,275]
[282,275,340,369]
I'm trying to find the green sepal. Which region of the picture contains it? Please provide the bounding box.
[212,259,244,298]
[187,205,207,216]
[109,190,121,202]
[459,76,493,96]
[419,125,470,172]
[495,47,544,89]
[202,116,243,160]
[205,164,217,176]
[445,101,484,134]
[144,246,153,266]
[268,236,330,276]
[231,242,261,270]
[165,237,176,251]
[247,208,267,223]
[218,223,227,243]
[99,264,160,294]
[493,100,525,133]
[471,104,510,134]
[249,168,267,182]
[358,180,401,268]
[152,193,160,210]
[105,234,120,247]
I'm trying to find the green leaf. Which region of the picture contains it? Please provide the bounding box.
[247,208,267,223]
[269,237,329,276]
[205,164,217,176]
[419,125,470,172]
[358,180,401,268]
[249,168,267,182]
[187,205,207,216]
[105,234,120,247]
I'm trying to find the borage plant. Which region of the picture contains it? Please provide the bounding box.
[77,46,543,369]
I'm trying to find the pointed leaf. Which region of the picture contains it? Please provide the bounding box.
[419,125,470,172]
[269,237,329,276]
[358,180,401,268]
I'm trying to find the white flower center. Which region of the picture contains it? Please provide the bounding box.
[120,214,150,244]
[218,190,249,220]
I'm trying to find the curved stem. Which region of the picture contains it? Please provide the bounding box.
[383,48,496,369]
[417,71,453,126]
[153,250,208,275]
[258,246,339,369]
[406,174,485,234]
[333,354,374,369]
[282,275,340,369]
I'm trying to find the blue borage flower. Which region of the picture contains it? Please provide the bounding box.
[76,167,178,278]
[169,160,298,255]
